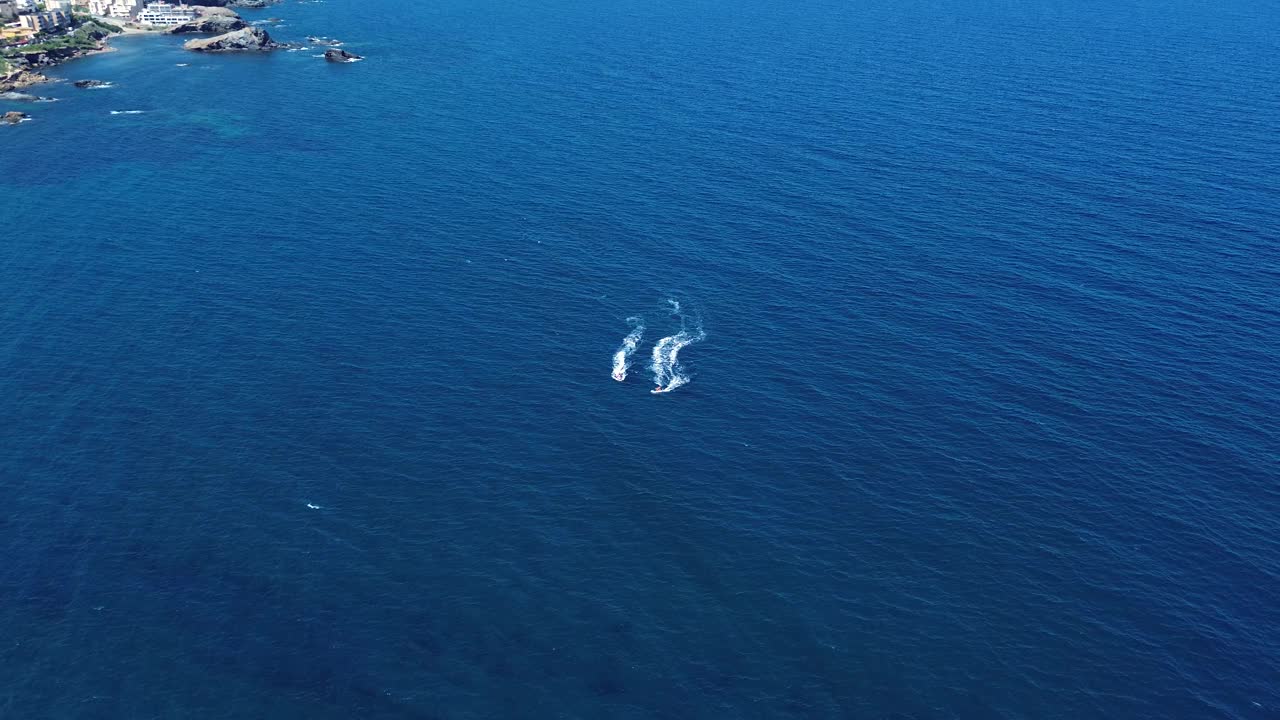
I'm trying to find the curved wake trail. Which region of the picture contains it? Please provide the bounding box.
[650,326,705,393]
[611,317,645,381]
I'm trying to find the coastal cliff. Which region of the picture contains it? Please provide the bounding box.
[0,18,121,93]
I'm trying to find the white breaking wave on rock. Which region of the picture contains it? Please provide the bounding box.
[611,317,645,381]
[650,299,704,393]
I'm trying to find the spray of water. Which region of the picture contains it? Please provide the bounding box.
[611,317,645,381]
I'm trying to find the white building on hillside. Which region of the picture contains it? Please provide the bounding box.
[90,0,140,18]
[18,9,70,31]
[135,1,193,24]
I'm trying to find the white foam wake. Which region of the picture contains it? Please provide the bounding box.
[650,326,704,393]
[611,317,644,381]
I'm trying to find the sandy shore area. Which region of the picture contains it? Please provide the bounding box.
[86,16,167,35]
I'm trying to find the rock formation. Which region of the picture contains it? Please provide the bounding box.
[168,15,247,34]
[73,79,112,88]
[0,91,54,102]
[323,48,362,63]
[2,110,30,124]
[183,27,278,52]
[1,69,44,94]
[182,0,277,7]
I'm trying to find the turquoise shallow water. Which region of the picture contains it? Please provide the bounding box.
[2,0,1279,717]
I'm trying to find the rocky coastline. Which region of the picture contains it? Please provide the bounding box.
[0,18,124,93]
[0,68,48,94]
[1,3,361,98]
[168,10,247,35]
[186,0,281,8]
[183,26,282,52]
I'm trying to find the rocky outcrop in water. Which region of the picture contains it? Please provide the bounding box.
[74,79,112,88]
[183,0,278,6]
[183,27,279,52]
[0,91,55,102]
[168,15,247,34]
[2,111,30,124]
[0,69,49,94]
[7,45,88,70]
[307,35,341,46]
[324,48,362,63]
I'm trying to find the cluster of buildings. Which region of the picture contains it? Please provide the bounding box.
[85,0,134,18]
[1,0,195,44]
[75,0,196,25]
[82,0,194,24]
[1,0,75,41]
[0,0,197,52]
[133,2,195,25]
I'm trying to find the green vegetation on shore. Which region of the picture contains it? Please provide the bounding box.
[76,16,123,33]
[0,19,119,59]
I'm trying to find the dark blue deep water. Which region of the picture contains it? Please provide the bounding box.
[2,0,1278,717]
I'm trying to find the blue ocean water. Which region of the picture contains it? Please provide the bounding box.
[2,0,1278,716]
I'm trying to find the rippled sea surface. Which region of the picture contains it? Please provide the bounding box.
[2,0,1278,717]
